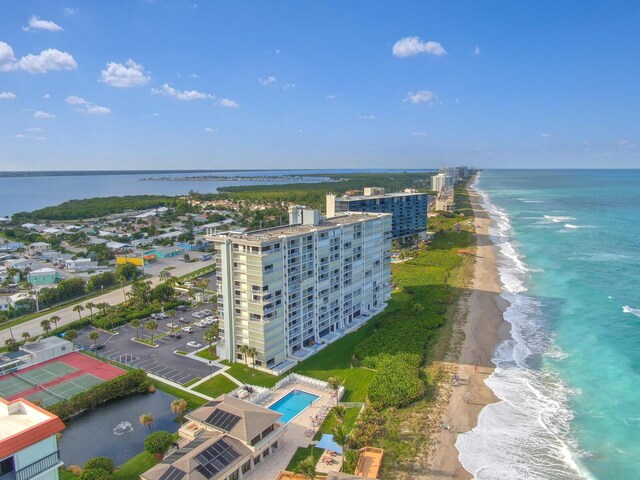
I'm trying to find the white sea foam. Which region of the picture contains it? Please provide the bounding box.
[544,215,576,223]
[622,306,640,318]
[457,178,588,480]
[564,224,579,229]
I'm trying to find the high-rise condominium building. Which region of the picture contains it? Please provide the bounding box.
[208,207,392,373]
[325,188,428,239]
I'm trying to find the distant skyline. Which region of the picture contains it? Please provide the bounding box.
[1,1,639,170]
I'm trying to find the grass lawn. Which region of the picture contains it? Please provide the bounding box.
[182,377,202,387]
[58,468,77,479]
[193,374,238,398]
[152,379,208,410]
[224,362,279,388]
[113,451,159,480]
[196,349,219,361]
[285,445,323,472]
[313,406,361,440]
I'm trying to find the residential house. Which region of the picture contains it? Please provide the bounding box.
[27,268,60,286]
[27,242,51,256]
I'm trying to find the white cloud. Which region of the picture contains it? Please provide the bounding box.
[410,131,427,136]
[26,127,45,132]
[151,83,214,100]
[189,73,199,78]
[101,59,150,88]
[540,132,551,138]
[217,98,239,108]
[0,41,76,73]
[392,36,447,57]
[34,110,55,119]
[65,94,111,114]
[404,90,438,105]
[259,76,277,86]
[23,16,64,32]
[473,46,481,55]
[204,127,218,133]
[357,115,375,120]
[43,93,51,99]
[0,91,16,99]
[283,83,295,91]
[35,136,47,141]
[151,112,159,117]
[12,134,27,139]
[325,94,336,100]
[615,139,637,150]
[63,7,78,15]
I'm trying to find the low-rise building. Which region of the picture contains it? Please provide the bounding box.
[27,242,51,256]
[0,397,65,480]
[64,258,98,272]
[142,395,285,480]
[27,268,60,286]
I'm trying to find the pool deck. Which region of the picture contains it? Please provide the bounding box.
[244,380,336,480]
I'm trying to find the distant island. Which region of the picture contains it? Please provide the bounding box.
[140,174,317,182]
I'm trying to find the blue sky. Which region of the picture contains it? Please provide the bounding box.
[1,1,639,170]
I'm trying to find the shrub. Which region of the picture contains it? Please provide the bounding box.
[144,431,174,456]
[348,406,384,449]
[83,457,114,474]
[80,468,112,480]
[48,370,150,420]
[67,465,83,477]
[343,449,360,474]
[367,359,425,409]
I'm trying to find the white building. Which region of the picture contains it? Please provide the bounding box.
[208,207,392,373]
[27,242,51,256]
[64,258,98,272]
[0,397,65,480]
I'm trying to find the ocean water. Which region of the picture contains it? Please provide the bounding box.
[456,170,640,480]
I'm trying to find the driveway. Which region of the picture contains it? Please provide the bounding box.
[74,314,219,385]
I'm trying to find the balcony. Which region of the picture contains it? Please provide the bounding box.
[13,451,62,480]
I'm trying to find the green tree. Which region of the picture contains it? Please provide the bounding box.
[295,455,317,480]
[83,457,114,474]
[85,301,96,317]
[115,262,139,281]
[203,324,219,354]
[332,423,350,466]
[49,315,61,330]
[239,345,250,367]
[65,329,78,342]
[327,376,342,406]
[171,398,188,425]
[333,405,346,424]
[145,319,158,343]
[80,468,112,480]
[144,430,173,456]
[159,269,171,281]
[151,283,175,303]
[73,304,85,320]
[139,412,155,433]
[131,280,152,305]
[130,319,141,339]
[21,331,30,342]
[4,338,19,352]
[88,330,100,346]
[40,319,51,335]
[247,346,258,375]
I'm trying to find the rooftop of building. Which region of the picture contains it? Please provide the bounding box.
[21,336,72,354]
[0,397,65,458]
[209,212,390,243]
[334,190,428,202]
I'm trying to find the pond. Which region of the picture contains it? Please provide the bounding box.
[58,390,179,467]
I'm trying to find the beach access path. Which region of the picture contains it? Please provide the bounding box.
[427,188,510,479]
[0,257,209,344]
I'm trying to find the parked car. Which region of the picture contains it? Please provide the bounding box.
[194,321,208,328]
[201,309,212,315]
[90,344,106,351]
[157,312,169,319]
[181,326,194,333]
[167,322,179,329]
[186,341,202,349]
[192,312,204,319]
[178,317,190,324]
[203,316,218,324]
[176,305,188,312]
[167,332,183,339]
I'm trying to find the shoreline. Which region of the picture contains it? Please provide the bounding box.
[427,185,511,479]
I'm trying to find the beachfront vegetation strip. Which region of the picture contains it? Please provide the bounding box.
[48,369,151,421]
[193,374,238,398]
[11,195,178,221]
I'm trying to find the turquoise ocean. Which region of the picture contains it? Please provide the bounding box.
[456,170,640,480]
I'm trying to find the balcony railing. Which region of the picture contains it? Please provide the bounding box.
[15,451,61,480]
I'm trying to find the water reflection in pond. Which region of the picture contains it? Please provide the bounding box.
[59,390,179,467]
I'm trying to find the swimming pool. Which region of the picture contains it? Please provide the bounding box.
[269,389,319,422]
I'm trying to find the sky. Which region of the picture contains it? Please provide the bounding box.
[0,0,639,171]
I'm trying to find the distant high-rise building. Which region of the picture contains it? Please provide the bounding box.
[208,208,392,373]
[326,187,428,239]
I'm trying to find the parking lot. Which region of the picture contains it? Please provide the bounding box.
[74,305,220,385]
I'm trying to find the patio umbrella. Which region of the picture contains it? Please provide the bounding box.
[315,433,343,454]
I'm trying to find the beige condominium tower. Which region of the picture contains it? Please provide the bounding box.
[208,206,392,374]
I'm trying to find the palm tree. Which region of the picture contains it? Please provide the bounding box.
[130,319,141,339]
[333,405,346,424]
[21,332,30,343]
[295,455,317,480]
[145,320,158,343]
[239,345,250,368]
[159,270,171,281]
[332,423,350,466]
[49,315,61,330]
[139,413,154,433]
[85,302,96,317]
[72,304,85,320]
[65,329,78,342]
[88,330,100,346]
[170,399,188,425]
[203,324,219,355]
[40,319,51,335]
[327,376,342,406]
[247,346,258,376]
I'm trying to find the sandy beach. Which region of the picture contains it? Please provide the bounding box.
[427,187,511,479]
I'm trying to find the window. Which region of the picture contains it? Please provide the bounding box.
[254,455,261,465]
[241,460,252,474]
[0,457,15,476]
[229,469,240,480]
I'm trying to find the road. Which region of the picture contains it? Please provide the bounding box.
[1,256,213,344]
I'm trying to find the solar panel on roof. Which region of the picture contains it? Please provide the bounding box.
[194,439,241,479]
[163,436,209,463]
[204,409,241,431]
[158,466,185,480]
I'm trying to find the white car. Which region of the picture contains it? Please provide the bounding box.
[194,321,208,328]
[204,316,218,324]
[166,322,179,329]
[186,341,202,349]
[181,326,194,333]
[192,312,204,319]
[201,309,212,315]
